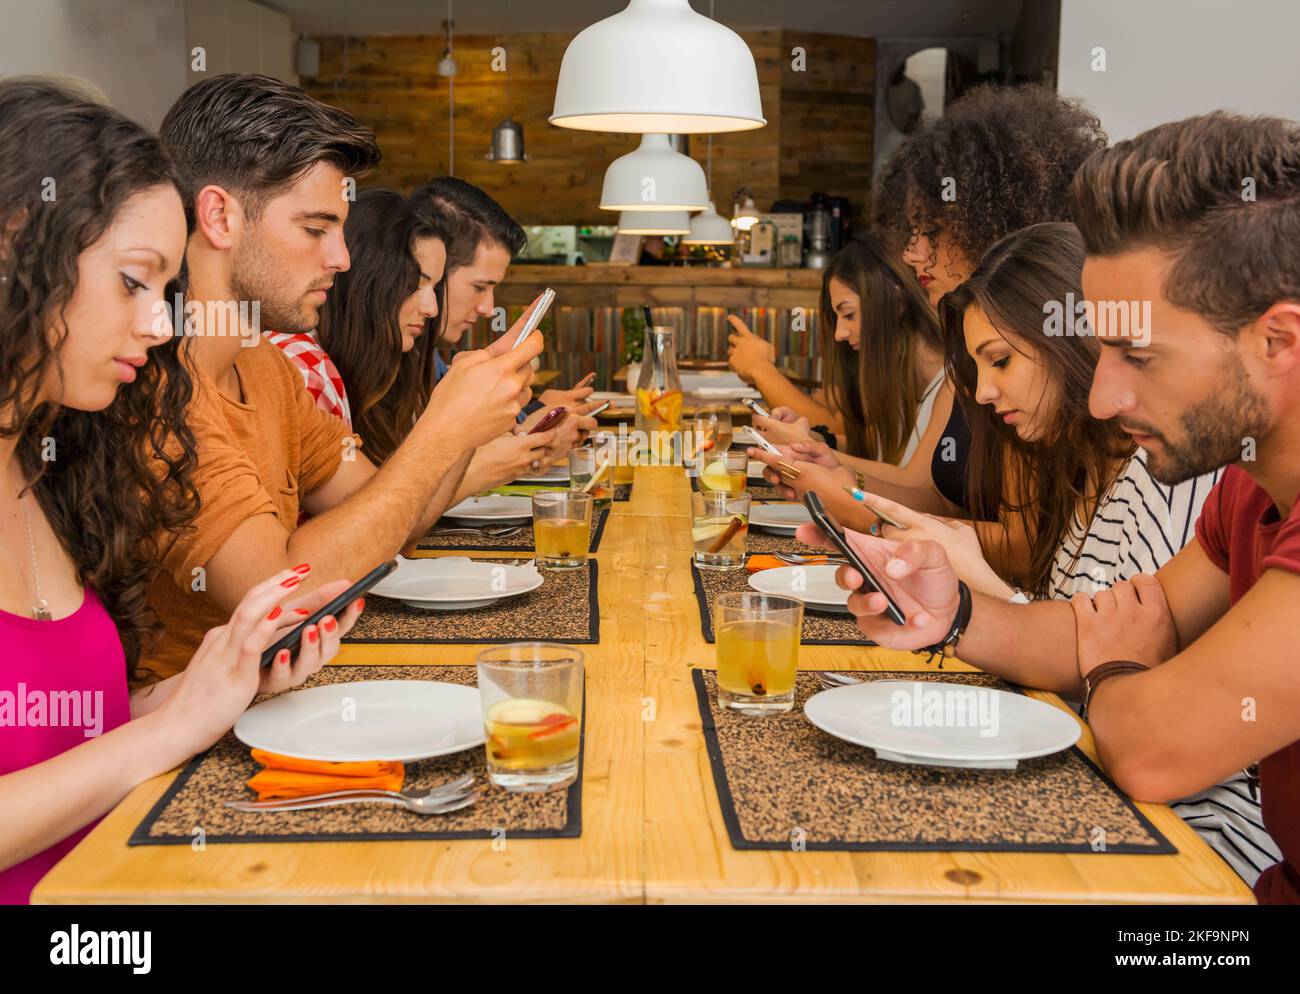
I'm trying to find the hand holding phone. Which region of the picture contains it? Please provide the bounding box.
[528,406,569,434]
[802,492,906,625]
[260,560,396,667]
[740,424,783,457]
[512,288,555,348]
[586,400,613,417]
[743,397,772,419]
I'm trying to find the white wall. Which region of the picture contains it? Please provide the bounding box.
[1058,0,1300,141]
[0,0,295,130]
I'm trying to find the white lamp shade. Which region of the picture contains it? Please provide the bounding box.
[600,134,708,211]
[617,210,691,235]
[551,0,765,134]
[682,202,736,245]
[732,195,760,231]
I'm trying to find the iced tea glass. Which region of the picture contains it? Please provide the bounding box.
[532,491,591,570]
[713,592,803,714]
[477,642,583,792]
[691,491,750,571]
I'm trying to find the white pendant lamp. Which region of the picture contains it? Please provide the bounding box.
[683,202,735,245]
[600,134,708,212]
[732,193,760,232]
[551,0,765,134]
[617,210,691,235]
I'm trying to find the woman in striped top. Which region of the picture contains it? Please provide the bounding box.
[862,222,1278,885]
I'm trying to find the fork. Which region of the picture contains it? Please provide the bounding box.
[816,670,864,690]
[225,774,479,815]
[436,525,524,538]
[773,551,849,566]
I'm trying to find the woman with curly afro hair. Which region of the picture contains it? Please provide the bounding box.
[749,85,1107,580]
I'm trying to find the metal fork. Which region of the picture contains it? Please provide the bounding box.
[435,525,525,538]
[225,774,479,816]
[816,671,864,691]
[773,551,849,566]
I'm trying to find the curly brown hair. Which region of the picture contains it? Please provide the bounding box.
[875,85,1108,264]
[0,79,200,676]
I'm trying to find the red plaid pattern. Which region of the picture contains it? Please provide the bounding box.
[264,331,353,429]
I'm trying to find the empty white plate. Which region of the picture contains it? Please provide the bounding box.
[515,464,570,484]
[370,556,543,610]
[234,680,484,762]
[804,680,1081,770]
[748,564,848,611]
[747,460,768,479]
[444,494,533,523]
[748,502,812,535]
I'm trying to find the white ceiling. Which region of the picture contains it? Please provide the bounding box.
[261,0,1025,39]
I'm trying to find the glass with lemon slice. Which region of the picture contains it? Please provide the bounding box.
[477,643,583,792]
[692,491,751,571]
[698,450,748,495]
[568,444,614,509]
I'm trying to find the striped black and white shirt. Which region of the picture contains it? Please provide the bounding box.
[1045,449,1280,885]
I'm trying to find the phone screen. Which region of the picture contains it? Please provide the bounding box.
[802,493,905,625]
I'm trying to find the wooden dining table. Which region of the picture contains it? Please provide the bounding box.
[32,467,1254,904]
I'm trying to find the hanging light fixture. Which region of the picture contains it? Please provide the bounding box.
[437,8,457,77]
[617,210,691,235]
[600,134,708,212]
[683,202,735,245]
[485,0,527,163]
[551,0,765,134]
[732,190,760,232]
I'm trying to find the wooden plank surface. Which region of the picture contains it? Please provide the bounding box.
[31,468,1254,904]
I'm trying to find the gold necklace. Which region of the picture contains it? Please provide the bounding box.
[3,493,52,621]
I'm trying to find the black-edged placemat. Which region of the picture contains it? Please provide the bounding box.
[129,665,582,845]
[344,559,600,644]
[693,668,1174,854]
[418,507,610,553]
[745,528,825,555]
[690,560,866,645]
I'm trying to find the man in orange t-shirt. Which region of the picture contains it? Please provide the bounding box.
[145,75,550,679]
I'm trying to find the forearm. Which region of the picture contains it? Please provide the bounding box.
[750,363,836,424]
[0,711,184,872]
[840,456,955,516]
[450,447,501,506]
[406,449,474,550]
[952,594,1083,697]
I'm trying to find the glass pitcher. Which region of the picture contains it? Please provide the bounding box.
[634,327,684,457]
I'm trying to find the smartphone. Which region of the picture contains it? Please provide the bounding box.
[512,288,555,348]
[740,424,783,457]
[528,405,569,434]
[259,559,397,667]
[574,371,597,389]
[586,400,613,417]
[743,397,772,419]
[802,492,906,626]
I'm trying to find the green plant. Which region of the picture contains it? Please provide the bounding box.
[621,307,646,366]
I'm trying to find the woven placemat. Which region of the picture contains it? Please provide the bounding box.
[690,561,867,645]
[745,528,825,555]
[693,669,1174,854]
[418,507,610,552]
[344,559,599,644]
[129,665,582,846]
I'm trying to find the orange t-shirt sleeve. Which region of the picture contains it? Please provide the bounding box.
[160,390,279,585]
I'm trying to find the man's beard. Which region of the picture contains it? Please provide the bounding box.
[1128,353,1268,485]
[229,236,321,335]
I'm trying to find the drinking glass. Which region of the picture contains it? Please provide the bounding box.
[691,491,750,571]
[531,491,591,570]
[713,592,804,714]
[477,642,583,791]
[568,445,614,509]
[698,449,748,494]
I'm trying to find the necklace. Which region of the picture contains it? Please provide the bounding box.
[5,492,53,621]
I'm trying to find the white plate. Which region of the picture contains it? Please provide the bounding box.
[234,680,484,762]
[370,556,543,610]
[515,464,570,484]
[444,494,533,523]
[748,502,812,535]
[804,680,1082,770]
[588,391,634,406]
[748,564,848,611]
[747,460,767,479]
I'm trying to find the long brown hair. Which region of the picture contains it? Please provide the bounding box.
[820,233,942,461]
[0,79,199,673]
[938,222,1131,596]
[315,189,450,463]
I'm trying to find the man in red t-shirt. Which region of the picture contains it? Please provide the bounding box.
[795,113,1300,903]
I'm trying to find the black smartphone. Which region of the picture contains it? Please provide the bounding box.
[802,492,906,625]
[528,406,569,434]
[259,559,397,668]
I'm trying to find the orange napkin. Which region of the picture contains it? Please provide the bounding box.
[745,554,836,573]
[246,749,404,801]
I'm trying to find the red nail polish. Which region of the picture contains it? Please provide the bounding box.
[295,608,309,616]
[266,606,282,621]
[280,576,301,588]
[306,626,319,644]
[277,649,290,665]
[292,563,311,574]
[323,616,337,633]
[355,598,365,612]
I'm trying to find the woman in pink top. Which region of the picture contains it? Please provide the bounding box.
[0,80,364,904]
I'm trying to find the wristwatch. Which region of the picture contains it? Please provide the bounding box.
[913,580,972,668]
[1081,659,1150,719]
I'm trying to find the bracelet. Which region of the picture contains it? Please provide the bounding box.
[913,580,972,668]
[1081,659,1150,720]
[811,425,837,450]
